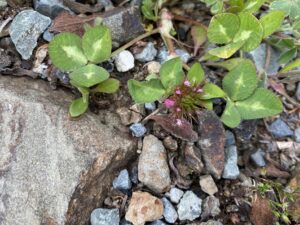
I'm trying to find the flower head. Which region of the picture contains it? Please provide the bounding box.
[175,89,182,95]
[176,119,183,126]
[164,98,175,108]
[184,80,191,87]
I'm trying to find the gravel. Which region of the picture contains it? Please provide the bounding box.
[168,187,184,204]
[114,50,135,72]
[177,191,202,221]
[199,175,218,196]
[129,123,147,137]
[112,169,132,191]
[134,42,157,62]
[162,197,178,223]
[90,208,119,225]
[250,149,266,167]
[225,130,235,147]
[222,145,240,179]
[268,118,293,138]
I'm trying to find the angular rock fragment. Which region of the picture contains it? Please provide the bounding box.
[125,192,164,225]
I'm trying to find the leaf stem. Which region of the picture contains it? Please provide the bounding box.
[111,28,160,57]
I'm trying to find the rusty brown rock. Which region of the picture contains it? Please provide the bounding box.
[0,76,137,225]
[196,110,225,179]
[125,191,164,225]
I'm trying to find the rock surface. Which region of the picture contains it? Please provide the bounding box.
[201,196,221,218]
[0,76,136,225]
[177,191,202,221]
[168,187,184,204]
[196,110,225,179]
[9,10,51,60]
[125,192,164,225]
[138,135,171,193]
[90,208,119,225]
[162,197,178,223]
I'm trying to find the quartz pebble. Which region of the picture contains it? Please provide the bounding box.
[114,50,135,72]
[162,197,178,223]
[168,187,184,204]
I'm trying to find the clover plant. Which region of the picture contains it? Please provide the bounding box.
[207,10,285,58]
[128,57,282,128]
[48,24,119,117]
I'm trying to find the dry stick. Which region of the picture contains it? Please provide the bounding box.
[274,70,300,77]
[172,14,208,30]
[111,28,160,57]
[264,44,271,72]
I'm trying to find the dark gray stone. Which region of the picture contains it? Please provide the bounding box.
[129,123,147,137]
[90,208,119,225]
[113,169,132,191]
[120,219,133,225]
[251,149,266,167]
[9,10,51,60]
[162,197,178,223]
[34,0,68,19]
[268,118,293,138]
[222,146,240,179]
[202,196,221,219]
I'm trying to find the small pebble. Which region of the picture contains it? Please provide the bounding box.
[199,175,218,196]
[90,208,119,225]
[130,166,139,184]
[114,50,135,72]
[177,191,202,221]
[129,123,146,137]
[163,136,178,151]
[225,130,235,147]
[134,42,157,62]
[145,102,156,111]
[175,49,191,63]
[147,61,161,74]
[167,187,184,204]
[43,30,54,42]
[157,47,191,63]
[268,118,293,138]
[250,149,266,167]
[202,196,221,217]
[162,197,178,223]
[113,169,132,191]
[294,127,300,142]
[222,145,240,179]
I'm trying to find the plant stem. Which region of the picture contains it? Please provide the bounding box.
[172,14,207,30]
[111,28,160,57]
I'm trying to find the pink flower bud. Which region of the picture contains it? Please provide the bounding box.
[176,119,183,126]
[175,89,182,95]
[184,80,191,87]
[196,88,203,93]
[164,99,175,108]
[176,107,181,112]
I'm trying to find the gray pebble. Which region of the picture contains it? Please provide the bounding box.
[113,169,132,191]
[168,187,184,204]
[225,130,235,147]
[162,197,178,223]
[9,10,52,60]
[250,149,266,167]
[222,145,240,179]
[202,196,221,218]
[294,127,300,142]
[120,219,133,225]
[268,118,293,138]
[145,102,156,111]
[157,46,191,64]
[0,0,7,9]
[134,42,157,62]
[177,191,202,221]
[90,208,119,225]
[129,123,147,137]
[43,30,54,42]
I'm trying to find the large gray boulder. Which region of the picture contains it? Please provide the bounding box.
[0,76,137,225]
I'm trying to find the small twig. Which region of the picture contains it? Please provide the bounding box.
[264,44,271,72]
[111,28,160,57]
[183,63,190,71]
[272,70,300,77]
[172,14,207,30]
[0,16,12,38]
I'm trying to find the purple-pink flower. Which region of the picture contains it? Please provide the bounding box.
[175,89,182,95]
[176,107,181,112]
[184,80,191,87]
[176,119,183,126]
[164,98,175,108]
